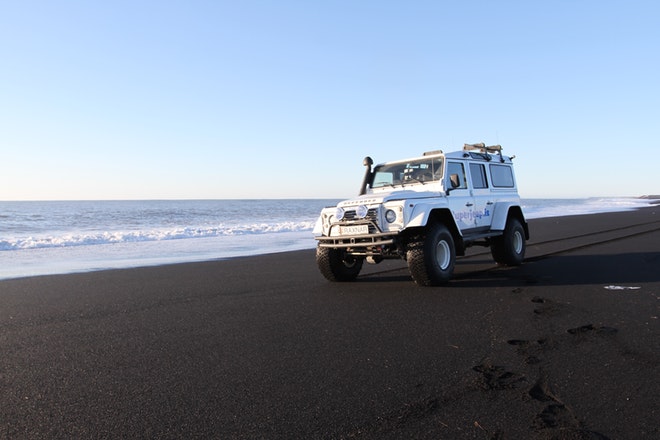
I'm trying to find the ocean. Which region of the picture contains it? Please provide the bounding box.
[0,197,654,280]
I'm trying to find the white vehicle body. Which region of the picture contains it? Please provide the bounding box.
[314,143,529,286]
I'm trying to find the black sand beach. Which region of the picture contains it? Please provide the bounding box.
[1,208,658,439]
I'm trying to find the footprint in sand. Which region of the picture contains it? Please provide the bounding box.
[472,363,527,390]
[528,375,611,438]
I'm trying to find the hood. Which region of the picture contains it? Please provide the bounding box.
[337,189,443,207]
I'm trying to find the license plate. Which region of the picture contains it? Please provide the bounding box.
[339,224,369,235]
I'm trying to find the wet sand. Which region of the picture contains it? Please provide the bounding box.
[1,208,658,439]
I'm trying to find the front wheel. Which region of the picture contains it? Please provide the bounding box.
[316,246,364,282]
[491,217,526,266]
[407,223,456,286]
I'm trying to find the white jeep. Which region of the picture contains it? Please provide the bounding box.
[313,143,529,286]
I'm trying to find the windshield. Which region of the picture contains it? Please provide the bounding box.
[371,157,443,188]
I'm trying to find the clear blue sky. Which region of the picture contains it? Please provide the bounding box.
[1,0,658,200]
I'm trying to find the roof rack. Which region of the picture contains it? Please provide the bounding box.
[463,143,502,154]
[463,142,505,163]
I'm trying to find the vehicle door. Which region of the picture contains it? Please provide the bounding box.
[468,162,493,230]
[445,161,476,231]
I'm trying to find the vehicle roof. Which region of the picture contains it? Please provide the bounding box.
[375,149,514,167]
[444,150,514,163]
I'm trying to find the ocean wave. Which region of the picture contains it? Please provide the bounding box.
[0,221,316,251]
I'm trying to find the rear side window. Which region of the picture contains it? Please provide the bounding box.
[469,163,488,189]
[489,164,514,188]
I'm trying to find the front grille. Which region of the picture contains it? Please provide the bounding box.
[341,208,379,233]
[343,208,378,222]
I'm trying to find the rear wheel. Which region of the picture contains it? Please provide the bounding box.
[316,246,364,281]
[491,217,526,266]
[407,223,456,286]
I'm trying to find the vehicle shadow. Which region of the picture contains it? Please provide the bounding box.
[456,252,660,288]
[357,252,660,287]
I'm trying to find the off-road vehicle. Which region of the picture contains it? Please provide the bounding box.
[313,143,529,286]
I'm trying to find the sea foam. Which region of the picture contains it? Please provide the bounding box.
[0,221,316,251]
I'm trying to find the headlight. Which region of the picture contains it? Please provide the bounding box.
[356,205,368,219]
[335,207,345,221]
[385,209,397,223]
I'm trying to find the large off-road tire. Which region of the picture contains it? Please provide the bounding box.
[316,246,364,282]
[490,217,526,266]
[406,223,456,286]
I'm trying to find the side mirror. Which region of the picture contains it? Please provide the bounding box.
[446,173,460,195]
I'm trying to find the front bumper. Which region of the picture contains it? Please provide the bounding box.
[315,232,396,249]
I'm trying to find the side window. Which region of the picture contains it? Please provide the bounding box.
[489,164,514,188]
[469,163,488,189]
[447,162,467,189]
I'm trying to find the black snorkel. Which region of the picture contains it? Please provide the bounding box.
[358,156,373,195]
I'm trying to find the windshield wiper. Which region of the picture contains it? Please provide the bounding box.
[402,177,425,186]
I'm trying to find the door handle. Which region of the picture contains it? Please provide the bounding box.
[465,203,474,207]
[486,201,494,205]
